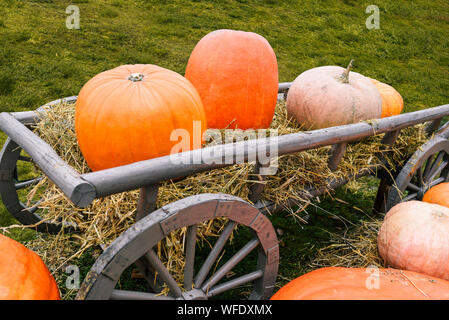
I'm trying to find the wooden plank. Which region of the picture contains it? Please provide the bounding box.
[0,113,95,207]
[328,142,348,171]
[11,96,78,124]
[82,104,449,198]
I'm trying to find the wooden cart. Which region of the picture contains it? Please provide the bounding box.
[1,82,449,300]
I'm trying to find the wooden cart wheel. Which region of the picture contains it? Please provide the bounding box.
[386,136,449,211]
[76,194,279,300]
[0,137,74,233]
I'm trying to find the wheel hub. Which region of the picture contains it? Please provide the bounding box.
[181,289,208,300]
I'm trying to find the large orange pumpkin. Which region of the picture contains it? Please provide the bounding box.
[378,201,449,280]
[75,64,207,171]
[422,182,449,208]
[369,78,403,118]
[286,61,382,130]
[270,267,449,300]
[185,29,278,129]
[0,234,60,300]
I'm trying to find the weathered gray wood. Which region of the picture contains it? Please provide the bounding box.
[207,270,263,297]
[255,167,377,215]
[425,117,443,137]
[77,194,278,300]
[278,82,292,93]
[201,238,260,292]
[0,138,75,233]
[328,142,348,171]
[194,221,236,288]
[11,96,78,124]
[135,184,159,221]
[183,224,197,290]
[248,161,270,203]
[0,113,95,207]
[386,136,449,211]
[82,104,449,199]
[381,129,400,147]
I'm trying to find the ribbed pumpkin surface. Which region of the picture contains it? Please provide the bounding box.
[185,29,278,130]
[370,78,403,118]
[271,267,449,300]
[378,201,449,280]
[0,234,60,300]
[75,64,207,171]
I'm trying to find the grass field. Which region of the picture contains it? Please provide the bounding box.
[0,0,448,299]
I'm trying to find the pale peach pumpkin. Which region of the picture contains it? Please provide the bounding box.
[286,62,382,130]
[185,29,278,129]
[270,267,449,300]
[378,201,449,280]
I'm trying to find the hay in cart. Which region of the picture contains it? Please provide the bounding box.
[16,100,428,298]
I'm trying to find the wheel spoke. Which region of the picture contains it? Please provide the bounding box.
[426,152,445,181]
[15,177,42,190]
[423,155,435,180]
[194,221,237,288]
[201,238,260,293]
[417,166,424,187]
[401,193,417,202]
[427,160,448,184]
[143,249,183,298]
[206,270,263,298]
[406,182,420,193]
[110,289,174,300]
[429,176,446,188]
[183,224,197,290]
[18,155,32,162]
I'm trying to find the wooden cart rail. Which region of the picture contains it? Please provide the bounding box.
[1,83,449,209]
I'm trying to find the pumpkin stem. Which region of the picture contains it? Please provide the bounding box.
[340,59,354,84]
[128,73,145,82]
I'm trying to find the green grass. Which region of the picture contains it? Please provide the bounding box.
[0,0,448,299]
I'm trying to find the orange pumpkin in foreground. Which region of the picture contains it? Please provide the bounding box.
[378,201,449,280]
[423,182,449,208]
[270,267,449,300]
[185,29,278,129]
[0,234,60,300]
[75,64,207,171]
[370,78,403,118]
[286,61,382,130]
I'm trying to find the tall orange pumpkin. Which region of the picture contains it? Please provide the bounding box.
[378,201,449,280]
[270,267,449,300]
[185,29,278,129]
[75,64,207,171]
[422,182,449,208]
[370,78,403,118]
[0,234,60,300]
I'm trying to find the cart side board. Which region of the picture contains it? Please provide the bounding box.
[1,83,448,208]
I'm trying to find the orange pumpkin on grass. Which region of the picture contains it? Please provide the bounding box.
[270,267,449,300]
[369,78,403,118]
[0,233,60,300]
[75,64,207,171]
[378,201,449,280]
[185,29,278,130]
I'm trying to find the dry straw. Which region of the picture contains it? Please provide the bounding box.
[18,100,427,298]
